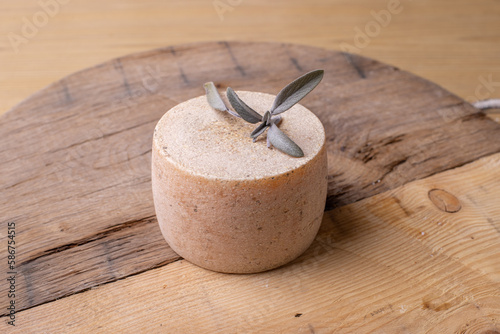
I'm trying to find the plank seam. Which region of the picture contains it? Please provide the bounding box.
[0,256,181,318]
[20,215,157,266]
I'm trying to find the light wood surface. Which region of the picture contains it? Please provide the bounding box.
[1,41,500,332]
[1,0,499,118]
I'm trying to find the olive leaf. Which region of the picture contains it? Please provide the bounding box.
[203,69,324,158]
[204,82,241,118]
[226,87,262,124]
[204,82,227,112]
[267,123,304,157]
[270,69,324,115]
[262,110,271,125]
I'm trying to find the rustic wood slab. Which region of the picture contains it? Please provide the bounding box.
[1,42,500,330]
[6,154,500,333]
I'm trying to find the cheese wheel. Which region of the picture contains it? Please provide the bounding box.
[152,91,327,273]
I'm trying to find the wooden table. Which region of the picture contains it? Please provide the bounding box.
[1,1,500,333]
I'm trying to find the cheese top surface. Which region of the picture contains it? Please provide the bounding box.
[154,91,325,180]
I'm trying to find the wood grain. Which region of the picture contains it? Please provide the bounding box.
[1,42,500,320]
[1,0,499,118]
[4,152,499,333]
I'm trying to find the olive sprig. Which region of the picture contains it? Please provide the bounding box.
[204,69,324,157]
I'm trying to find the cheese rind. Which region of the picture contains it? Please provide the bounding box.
[152,91,328,273]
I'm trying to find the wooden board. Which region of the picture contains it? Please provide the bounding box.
[8,153,500,333]
[1,41,500,331]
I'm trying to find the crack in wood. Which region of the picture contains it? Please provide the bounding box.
[4,174,40,190]
[20,215,157,267]
[167,46,190,85]
[381,134,405,146]
[289,57,303,72]
[355,134,407,164]
[73,176,150,199]
[178,68,190,85]
[461,111,486,122]
[47,119,156,155]
[60,80,73,104]
[436,101,467,110]
[92,147,152,171]
[411,155,438,166]
[113,58,133,97]
[221,41,246,77]
[342,52,366,79]
[327,172,345,180]
[0,256,181,318]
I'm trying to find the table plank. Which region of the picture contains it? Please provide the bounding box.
[1,41,500,318]
[6,153,499,333]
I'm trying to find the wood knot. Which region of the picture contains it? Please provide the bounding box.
[428,189,461,213]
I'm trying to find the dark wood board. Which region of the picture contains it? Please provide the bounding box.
[1,41,500,316]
